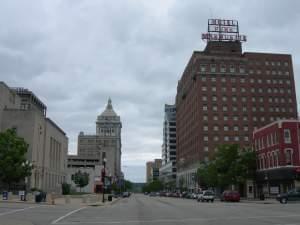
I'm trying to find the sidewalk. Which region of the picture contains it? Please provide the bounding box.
[0,194,120,206]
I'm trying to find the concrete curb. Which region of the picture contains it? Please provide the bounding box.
[0,200,52,205]
[87,197,121,207]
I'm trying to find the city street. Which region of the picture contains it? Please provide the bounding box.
[1,194,300,225]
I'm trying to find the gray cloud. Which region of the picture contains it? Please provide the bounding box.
[1,0,299,182]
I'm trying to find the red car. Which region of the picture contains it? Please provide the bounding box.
[221,190,240,202]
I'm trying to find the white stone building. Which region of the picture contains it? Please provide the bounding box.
[0,82,68,193]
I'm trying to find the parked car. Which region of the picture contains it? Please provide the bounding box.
[276,188,300,204]
[221,190,240,202]
[149,192,157,197]
[122,192,130,198]
[199,190,215,202]
[197,191,204,202]
[191,193,197,199]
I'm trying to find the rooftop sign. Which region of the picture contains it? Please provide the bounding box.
[202,19,247,42]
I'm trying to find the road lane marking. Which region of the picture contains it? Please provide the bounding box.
[51,207,87,224]
[0,205,42,217]
[55,214,300,224]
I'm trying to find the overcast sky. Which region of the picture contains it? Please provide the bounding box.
[0,0,299,182]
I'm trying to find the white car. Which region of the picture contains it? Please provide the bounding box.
[197,191,204,202]
[201,190,215,202]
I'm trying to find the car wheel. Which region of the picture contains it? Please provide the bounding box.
[211,199,214,202]
[280,198,287,204]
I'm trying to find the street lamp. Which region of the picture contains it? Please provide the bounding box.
[102,158,107,203]
[22,160,33,201]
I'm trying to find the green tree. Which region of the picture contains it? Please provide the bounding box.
[72,171,89,192]
[196,144,257,190]
[0,129,33,190]
[124,180,132,191]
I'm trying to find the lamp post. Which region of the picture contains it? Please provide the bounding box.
[22,160,32,201]
[102,158,107,203]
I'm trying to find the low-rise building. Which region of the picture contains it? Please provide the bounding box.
[253,119,300,197]
[146,159,162,183]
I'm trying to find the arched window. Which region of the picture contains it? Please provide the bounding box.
[285,149,293,165]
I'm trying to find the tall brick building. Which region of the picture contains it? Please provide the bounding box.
[176,19,298,191]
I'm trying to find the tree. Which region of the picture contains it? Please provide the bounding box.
[142,180,164,193]
[124,180,132,191]
[196,144,257,190]
[72,171,89,192]
[0,129,33,190]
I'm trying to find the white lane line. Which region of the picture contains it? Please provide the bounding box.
[55,214,300,224]
[0,205,42,217]
[51,207,87,224]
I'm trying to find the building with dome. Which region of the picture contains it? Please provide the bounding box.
[67,98,122,193]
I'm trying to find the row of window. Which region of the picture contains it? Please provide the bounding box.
[257,149,293,170]
[200,64,246,74]
[249,70,290,76]
[200,76,291,85]
[202,96,293,104]
[201,86,293,94]
[255,132,279,151]
[202,105,293,113]
[255,129,292,152]
[249,61,289,67]
[202,115,294,123]
[203,136,249,142]
[203,125,248,132]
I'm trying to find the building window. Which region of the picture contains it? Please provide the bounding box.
[243,116,248,121]
[224,116,228,121]
[242,97,247,102]
[202,86,207,91]
[200,65,206,72]
[203,126,208,131]
[233,126,239,131]
[213,136,219,141]
[232,106,238,112]
[213,115,218,121]
[232,87,236,92]
[224,125,229,131]
[211,77,216,82]
[203,115,208,121]
[239,66,245,73]
[203,105,208,111]
[244,136,249,141]
[230,65,235,73]
[212,87,217,92]
[204,136,208,141]
[240,78,245,83]
[201,77,206,82]
[285,71,290,76]
[223,106,228,112]
[284,62,289,66]
[212,105,218,111]
[212,96,217,101]
[284,129,291,143]
[220,65,226,73]
[202,96,207,101]
[224,136,229,141]
[234,136,239,141]
[221,77,226,82]
[233,116,238,121]
[244,126,248,131]
[222,96,227,102]
[210,64,216,73]
[222,87,227,92]
[204,146,209,152]
[232,96,237,102]
[285,149,293,165]
[241,88,246,93]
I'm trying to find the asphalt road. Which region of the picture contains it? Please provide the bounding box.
[1,194,300,225]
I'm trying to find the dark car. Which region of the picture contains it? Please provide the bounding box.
[221,190,240,202]
[276,188,300,204]
[122,192,130,198]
